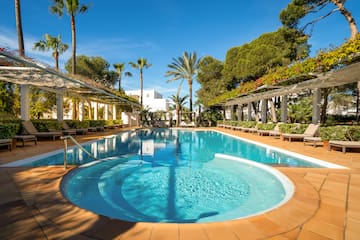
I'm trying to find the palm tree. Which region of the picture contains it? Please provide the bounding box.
[33,34,69,71]
[170,94,188,127]
[165,51,200,121]
[113,63,132,92]
[15,0,25,57]
[50,0,90,74]
[129,58,152,108]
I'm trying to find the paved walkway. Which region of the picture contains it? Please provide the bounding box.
[0,127,359,239]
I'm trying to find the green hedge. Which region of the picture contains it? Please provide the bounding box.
[279,124,308,134]
[65,120,90,129]
[320,125,360,141]
[0,123,20,139]
[256,123,276,130]
[31,119,62,131]
[87,120,105,127]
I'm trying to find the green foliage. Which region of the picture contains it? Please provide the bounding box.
[165,51,199,116]
[65,55,117,88]
[279,123,308,134]
[65,120,90,128]
[256,123,276,130]
[319,125,360,141]
[222,28,308,84]
[288,97,313,123]
[29,88,56,119]
[198,108,223,127]
[209,35,360,106]
[0,123,20,139]
[87,120,105,127]
[347,126,360,141]
[197,56,227,107]
[239,121,257,128]
[0,81,17,115]
[31,119,62,132]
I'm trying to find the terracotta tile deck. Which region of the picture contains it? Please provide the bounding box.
[0,127,360,239]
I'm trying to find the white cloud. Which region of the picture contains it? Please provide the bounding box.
[0,26,70,68]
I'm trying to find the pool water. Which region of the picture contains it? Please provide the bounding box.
[61,154,293,223]
[14,129,330,167]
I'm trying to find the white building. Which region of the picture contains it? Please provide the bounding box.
[125,89,170,112]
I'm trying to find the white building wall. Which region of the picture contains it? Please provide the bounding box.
[126,89,169,112]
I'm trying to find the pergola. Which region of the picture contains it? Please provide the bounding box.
[216,61,360,123]
[0,50,140,121]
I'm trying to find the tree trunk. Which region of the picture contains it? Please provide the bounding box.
[118,76,122,92]
[71,14,76,74]
[188,78,193,121]
[176,107,180,127]
[15,0,25,57]
[331,0,358,39]
[140,70,143,108]
[54,51,59,71]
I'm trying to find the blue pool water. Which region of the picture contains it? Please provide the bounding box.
[61,154,293,223]
[13,129,330,167]
[7,128,340,223]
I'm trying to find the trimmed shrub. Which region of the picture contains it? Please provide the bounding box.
[65,120,90,129]
[256,123,276,130]
[31,119,62,132]
[279,123,307,134]
[0,123,20,139]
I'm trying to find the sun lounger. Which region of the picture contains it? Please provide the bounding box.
[282,124,320,142]
[0,139,13,151]
[303,136,323,147]
[257,123,281,136]
[63,121,88,135]
[328,140,360,153]
[22,121,62,141]
[14,135,37,147]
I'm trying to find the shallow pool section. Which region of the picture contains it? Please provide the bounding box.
[61,154,294,223]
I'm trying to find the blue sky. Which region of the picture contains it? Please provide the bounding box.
[1,0,360,100]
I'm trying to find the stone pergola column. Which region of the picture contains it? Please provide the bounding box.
[112,105,116,120]
[56,93,63,121]
[312,88,321,124]
[237,104,243,121]
[93,102,98,120]
[281,95,288,123]
[247,102,252,121]
[231,105,236,120]
[79,101,84,121]
[20,85,30,121]
[261,99,267,123]
[104,104,109,120]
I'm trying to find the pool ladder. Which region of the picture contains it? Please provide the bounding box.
[61,135,97,169]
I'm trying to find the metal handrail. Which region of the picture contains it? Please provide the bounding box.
[61,135,97,169]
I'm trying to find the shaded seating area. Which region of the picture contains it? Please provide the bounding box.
[282,124,320,142]
[22,121,62,141]
[328,140,360,153]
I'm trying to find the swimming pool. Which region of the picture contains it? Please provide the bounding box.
[61,154,294,223]
[3,128,343,168]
